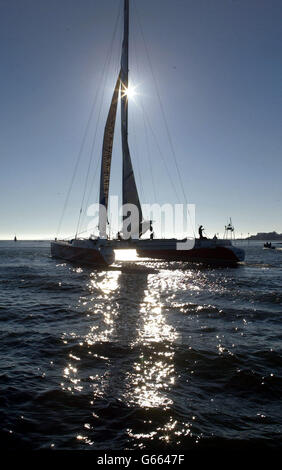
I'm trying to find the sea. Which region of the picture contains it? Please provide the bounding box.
[0,240,281,452]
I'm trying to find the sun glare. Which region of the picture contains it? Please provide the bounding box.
[122,83,137,100]
[115,249,137,261]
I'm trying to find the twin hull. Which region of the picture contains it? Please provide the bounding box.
[135,238,245,266]
[51,240,115,266]
[51,238,244,266]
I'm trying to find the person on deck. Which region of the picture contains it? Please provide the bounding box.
[149,220,154,240]
[198,225,204,239]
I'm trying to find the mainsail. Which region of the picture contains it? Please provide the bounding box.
[99,73,121,237]
[121,0,143,237]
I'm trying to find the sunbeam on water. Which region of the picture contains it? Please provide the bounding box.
[115,249,137,261]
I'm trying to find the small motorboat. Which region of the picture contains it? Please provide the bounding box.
[264,242,275,249]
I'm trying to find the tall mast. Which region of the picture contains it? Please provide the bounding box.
[121,0,143,236]
[121,0,129,138]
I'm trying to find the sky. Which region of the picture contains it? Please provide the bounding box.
[0,0,281,239]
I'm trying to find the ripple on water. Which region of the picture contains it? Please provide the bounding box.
[0,242,282,449]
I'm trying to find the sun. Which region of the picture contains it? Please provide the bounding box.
[122,83,137,100]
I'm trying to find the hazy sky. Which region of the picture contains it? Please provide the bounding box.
[0,0,281,239]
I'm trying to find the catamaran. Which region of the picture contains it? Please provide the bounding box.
[51,0,245,267]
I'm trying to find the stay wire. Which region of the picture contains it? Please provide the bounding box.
[75,2,123,238]
[79,10,123,236]
[131,16,157,204]
[133,0,195,237]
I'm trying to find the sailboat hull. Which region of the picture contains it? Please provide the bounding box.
[135,239,245,266]
[51,240,115,266]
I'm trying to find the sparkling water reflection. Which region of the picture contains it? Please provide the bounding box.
[0,241,282,450]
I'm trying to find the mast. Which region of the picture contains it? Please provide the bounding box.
[121,0,129,135]
[121,0,143,236]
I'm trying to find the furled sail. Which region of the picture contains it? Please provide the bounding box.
[98,73,121,237]
[121,0,143,237]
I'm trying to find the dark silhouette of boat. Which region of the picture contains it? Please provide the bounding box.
[264,242,275,249]
[51,0,245,267]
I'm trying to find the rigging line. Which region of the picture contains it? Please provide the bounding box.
[82,184,100,238]
[80,14,123,237]
[133,2,187,201]
[131,0,180,203]
[57,1,122,239]
[75,4,123,238]
[131,16,156,204]
[74,76,109,239]
[92,185,100,235]
[135,3,187,200]
[56,90,98,239]
[78,155,100,234]
[78,15,123,235]
[142,109,157,202]
[133,0,195,237]
[129,28,145,202]
[80,184,100,238]
[141,103,181,204]
[86,26,122,206]
[77,5,123,235]
[62,228,88,240]
[130,105,145,202]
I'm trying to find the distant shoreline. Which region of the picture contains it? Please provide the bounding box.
[0,239,51,242]
[246,232,282,241]
[1,233,282,242]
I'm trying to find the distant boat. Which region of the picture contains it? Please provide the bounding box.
[14,235,17,242]
[51,0,245,267]
[264,242,275,249]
